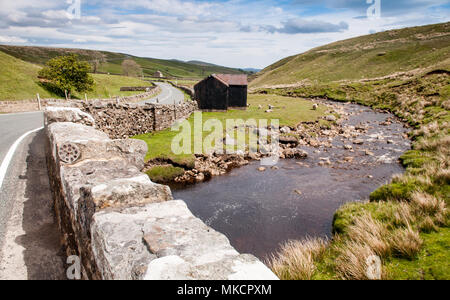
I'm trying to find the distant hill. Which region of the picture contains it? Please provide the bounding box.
[0,50,156,101]
[242,68,262,73]
[0,45,246,79]
[251,22,450,88]
[187,60,219,67]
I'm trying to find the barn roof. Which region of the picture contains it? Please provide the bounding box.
[212,74,248,86]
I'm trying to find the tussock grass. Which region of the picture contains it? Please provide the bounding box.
[334,241,382,280]
[419,216,439,233]
[411,191,446,216]
[346,214,391,258]
[393,202,416,227]
[269,238,328,280]
[390,226,423,259]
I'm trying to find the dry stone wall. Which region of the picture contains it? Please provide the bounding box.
[168,81,195,98]
[44,106,278,280]
[0,87,160,113]
[82,100,198,139]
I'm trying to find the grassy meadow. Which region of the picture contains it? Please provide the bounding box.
[133,93,328,169]
[0,50,153,101]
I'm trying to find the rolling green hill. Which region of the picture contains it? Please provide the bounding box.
[0,50,154,101]
[251,22,450,280]
[251,22,450,88]
[0,45,246,79]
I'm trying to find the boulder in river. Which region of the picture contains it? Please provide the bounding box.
[279,135,299,145]
[326,115,337,122]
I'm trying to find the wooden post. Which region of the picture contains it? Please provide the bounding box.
[64,90,68,100]
[85,93,88,102]
[37,93,41,111]
[174,99,176,120]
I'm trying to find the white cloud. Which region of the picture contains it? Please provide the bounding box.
[0,0,448,68]
[0,35,28,43]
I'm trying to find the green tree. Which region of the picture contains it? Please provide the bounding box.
[39,54,94,97]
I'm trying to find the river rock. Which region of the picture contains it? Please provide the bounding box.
[280,126,291,134]
[195,173,205,182]
[279,135,299,145]
[365,150,374,156]
[326,115,337,122]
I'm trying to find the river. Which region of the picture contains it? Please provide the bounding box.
[173,101,411,260]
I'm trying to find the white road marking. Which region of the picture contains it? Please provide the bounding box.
[0,127,43,190]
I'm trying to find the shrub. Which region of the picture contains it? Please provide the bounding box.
[38,54,94,96]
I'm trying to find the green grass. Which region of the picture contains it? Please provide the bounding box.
[76,74,152,99]
[384,228,450,280]
[0,50,154,100]
[0,50,60,100]
[251,22,450,88]
[146,165,186,184]
[133,94,328,168]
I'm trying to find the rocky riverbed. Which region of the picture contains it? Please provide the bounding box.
[171,99,412,260]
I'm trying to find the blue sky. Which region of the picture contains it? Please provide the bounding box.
[0,0,448,68]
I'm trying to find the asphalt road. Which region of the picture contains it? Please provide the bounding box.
[0,112,65,279]
[0,112,44,166]
[140,82,185,105]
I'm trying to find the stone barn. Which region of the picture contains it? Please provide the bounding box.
[154,70,164,78]
[194,74,248,111]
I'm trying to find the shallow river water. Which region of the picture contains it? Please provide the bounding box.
[173,101,411,260]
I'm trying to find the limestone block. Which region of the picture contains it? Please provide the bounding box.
[91,201,278,280]
[45,107,95,127]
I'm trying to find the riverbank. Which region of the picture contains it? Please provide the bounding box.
[172,102,410,260]
[263,70,449,280]
[133,93,331,185]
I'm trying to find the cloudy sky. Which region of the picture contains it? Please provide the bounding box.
[0,0,449,68]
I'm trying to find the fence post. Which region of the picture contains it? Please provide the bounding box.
[64,90,68,101]
[85,93,88,102]
[37,93,41,111]
[174,99,177,120]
